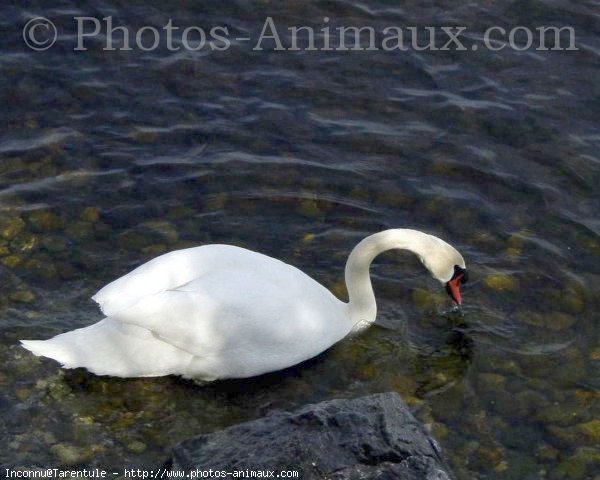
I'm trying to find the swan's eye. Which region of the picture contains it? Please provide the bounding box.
[452,265,468,284]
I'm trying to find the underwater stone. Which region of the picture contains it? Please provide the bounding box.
[48,381,71,401]
[512,390,550,419]
[390,374,418,398]
[501,452,540,479]
[376,187,413,208]
[470,231,503,250]
[0,215,26,239]
[204,193,228,211]
[411,287,438,309]
[80,207,101,223]
[494,460,508,474]
[9,291,36,304]
[23,255,59,280]
[561,289,585,314]
[141,244,169,257]
[466,410,494,437]
[15,387,31,401]
[127,440,147,453]
[349,186,370,202]
[477,373,506,390]
[518,311,577,331]
[64,221,94,242]
[93,221,112,240]
[468,445,504,473]
[10,232,39,253]
[329,280,347,301]
[537,403,584,427]
[497,424,540,451]
[546,425,579,447]
[296,198,321,218]
[483,274,518,291]
[536,443,558,461]
[1,254,21,268]
[556,447,600,479]
[577,419,600,443]
[431,422,449,440]
[50,443,90,465]
[27,210,64,231]
[41,431,57,444]
[554,348,587,385]
[41,235,68,252]
[506,233,524,259]
[495,360,522,376]
[117,230,152,250]
[140,221,179,244]
[74,415,95,426]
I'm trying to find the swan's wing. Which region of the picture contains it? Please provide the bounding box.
[21,318,195,377]
[109,268,349,378]
[92,245,283,316]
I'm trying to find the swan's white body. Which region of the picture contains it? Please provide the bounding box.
[21,229,465,380]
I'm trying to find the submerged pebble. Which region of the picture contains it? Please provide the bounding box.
[0,215,25,239]
[27,210,64,232]
[140,221,179,244]
[80,206,101,223]
[41,235,68,252]
[477,372,506,390]
[536,443,558,461]
[64,221,95,242]
[9,291,36,304]
[296,198,321,218]
[577,419,600,443]
[50,443,90,465]
[126,440,147,453]
[411,287,445,310]
[483,273,519,291]
[518,311,577,331]
[556,447,600,479]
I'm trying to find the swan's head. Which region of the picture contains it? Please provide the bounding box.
[418,235,468,305]
[444,265,468,305]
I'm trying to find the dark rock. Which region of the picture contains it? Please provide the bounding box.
[163,392,453,479]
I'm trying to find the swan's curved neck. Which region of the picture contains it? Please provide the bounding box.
[344,229,436,324]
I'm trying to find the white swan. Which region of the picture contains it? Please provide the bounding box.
[20,229,467,380]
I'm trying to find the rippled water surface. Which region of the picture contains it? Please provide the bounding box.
[1,1,599,479]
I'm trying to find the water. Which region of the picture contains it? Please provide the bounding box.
[1,1,599,478]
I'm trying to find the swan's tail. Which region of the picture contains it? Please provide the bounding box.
[20,318,194,377]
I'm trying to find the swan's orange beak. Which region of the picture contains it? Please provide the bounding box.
[446,276,463,305]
